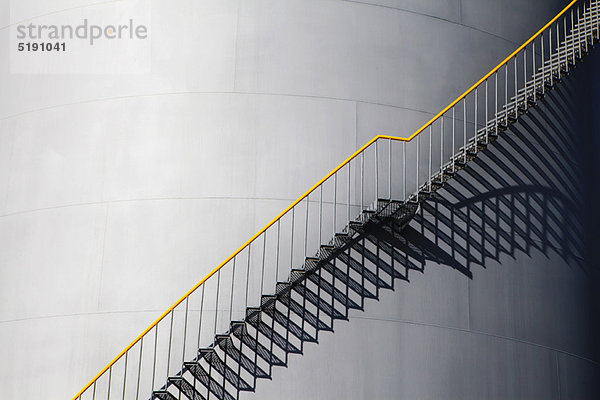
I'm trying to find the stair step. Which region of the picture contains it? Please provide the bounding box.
[304,257,320,271]
[276,282,291,296]
[261,295,277,309]
[260,300,317,342]
[197,349,254,391]
[216,335,270,379]
[176,367,234,400]
[275,292,332,331]
[348,220,365,233]
[318,245,336,259]
[187,353,253,392]
[351,239,403,281]
[333,232,352,247]
[336,250,390,292]
[418,190,433,199]
[290,268,306,283]
[168,376,207,400]
[153,391,178,400]
[378,200,405,217]
[442,169,456,177]
[305,264,364,310]
[357,209,376,223]
[230,321,247,336]
[230,323,286,366]
[462,145,479,156]
[292,282,349,319]
[246,315,302,354]
[246,307,262,322]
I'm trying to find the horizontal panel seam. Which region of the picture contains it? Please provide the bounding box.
[352,314,600,366]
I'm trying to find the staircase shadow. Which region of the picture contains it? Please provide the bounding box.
[153,48,588,400]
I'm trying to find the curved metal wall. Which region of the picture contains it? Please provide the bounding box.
[250,47,600,399]
[2,0,593,399]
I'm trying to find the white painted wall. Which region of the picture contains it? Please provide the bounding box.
[0,1,576,399]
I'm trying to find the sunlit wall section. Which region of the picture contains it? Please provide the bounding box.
[0,1,577,399]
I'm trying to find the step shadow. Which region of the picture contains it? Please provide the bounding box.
[152,42,593,400]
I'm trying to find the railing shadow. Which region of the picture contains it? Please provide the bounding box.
[154,45,592,400]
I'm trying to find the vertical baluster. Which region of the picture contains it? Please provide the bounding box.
[290,209,295,270]
[557,23,561,80]
[564,12,569,73]
[587,1,590,40]
[440,116,444,172]
[260,234,266,294]
[214,270,221,337]
[485,79,489,143]
[416,133,420,194]
[347,163,351,223]
[589,1,593,46]
[542,33,547,94]
[245,244,251,310]
[594,1,600,39]
[533,41,536,103]
[580,3,583,49]
[107,367,112,400]
[198,285,205,348]
[474,87,478,147]
[594,0,598,40]
[452,107,455,172]
[151,326,158,391]
[276,221,281,283]
[504,63,508,122]
[122,353,128,400]
[229,257,236,323]
[403,141,407,199]
[319,185,323,245]
[196,284,205,393]
[550,27,554,87]
[584,3,589,53]
[571,7,575,65]
[590,1,594,38]
[388,138,392,199]
[375,140,379,201]
[495,72,498,129]
[304,195,309,259]
[524,46,528,110]
[166,310,173,379]
[361,152,365,210]
[135,339,142,400]
[182,297,189,369]
[594,1,600,40]
[333,173,337,237]
[463,97,467,164]
[593,1,600,39]
[514,56,518,119]
[582,4,585,59]
[428,125,432,192]
[591,0,595,41]
[592,0,595,36]
[575,6,579,59]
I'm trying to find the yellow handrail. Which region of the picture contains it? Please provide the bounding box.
[400,0,580,142]
[72,0,581,398]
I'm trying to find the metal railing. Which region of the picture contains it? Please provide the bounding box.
[73,0,598,398]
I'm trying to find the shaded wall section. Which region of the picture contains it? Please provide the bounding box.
[0,0,575,399]
[247,45,600,400]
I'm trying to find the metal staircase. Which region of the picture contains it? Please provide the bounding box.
[72,1,599,399]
